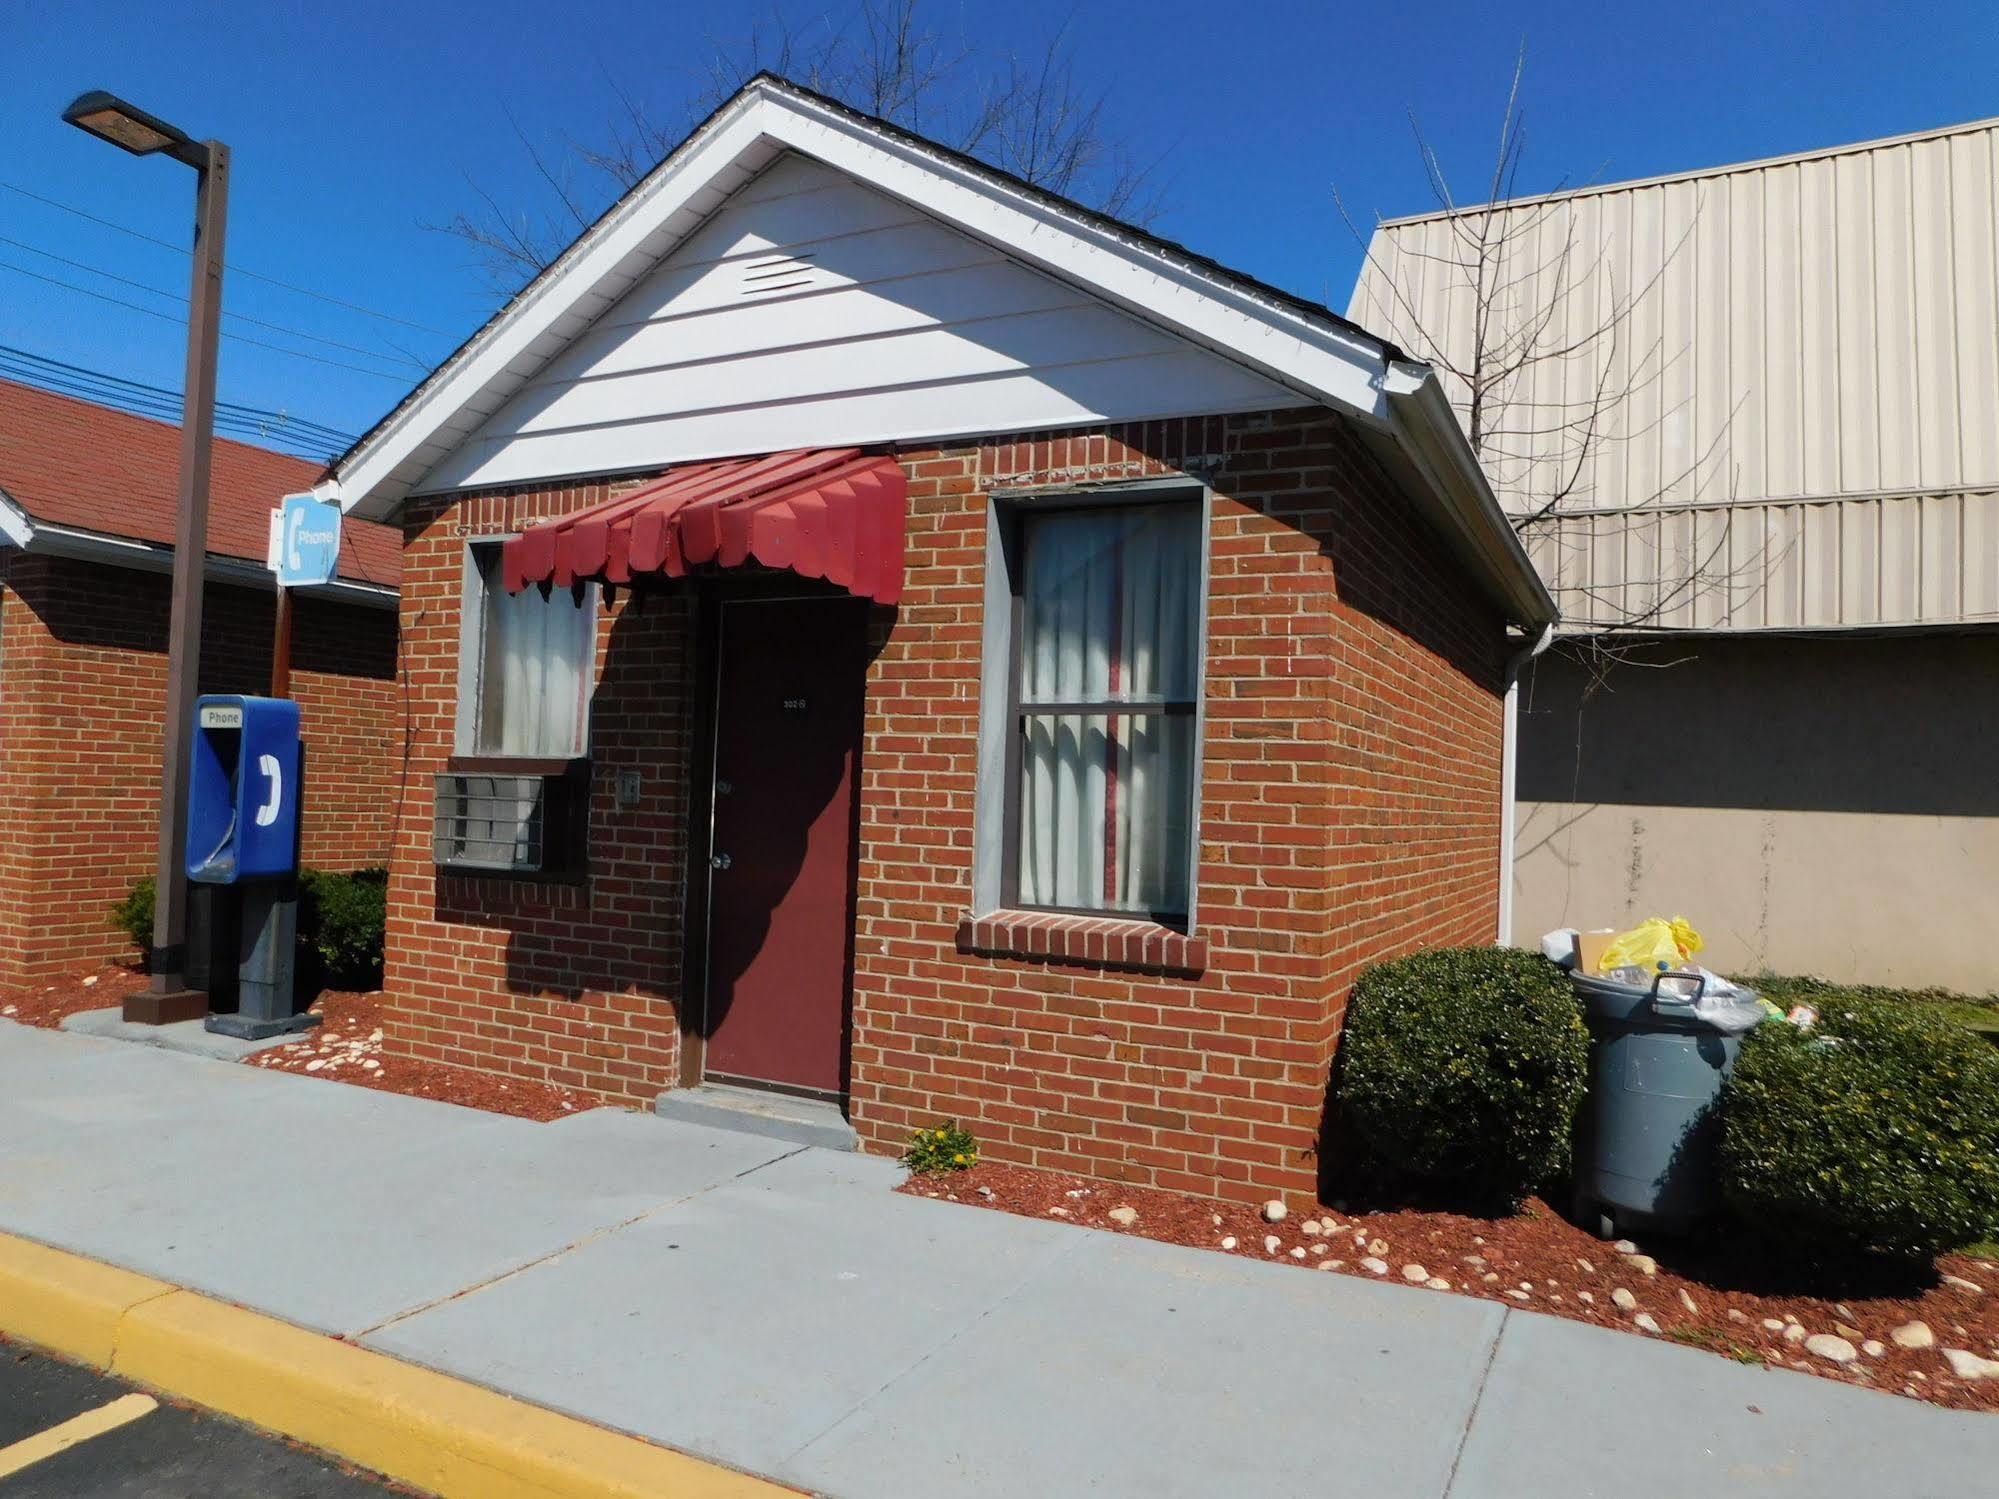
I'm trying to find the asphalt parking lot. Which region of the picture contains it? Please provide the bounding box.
[0,1340,404,1496]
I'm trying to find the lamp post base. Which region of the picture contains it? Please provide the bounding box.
[122,989,210,1026]
[204,1010,320,1042]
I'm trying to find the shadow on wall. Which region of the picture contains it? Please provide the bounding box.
[433,586,697,1007]
[1516,632,1999,818]
[431,579,882,1046]
[10,558,394,686]
[1305,422,1512,695]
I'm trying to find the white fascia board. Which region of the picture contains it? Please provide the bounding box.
[0,488,35,547]
[334,98,779,520]
[23,523,397,610]
[763,94,1393,427]
[1381,360,1557,631]
[334,81,1395,519]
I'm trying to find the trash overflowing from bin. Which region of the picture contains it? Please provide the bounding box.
[1541,915,1814,1240]
[1544,917,1778,1036]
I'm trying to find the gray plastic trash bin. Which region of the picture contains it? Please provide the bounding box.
[1571,972,1745,1239]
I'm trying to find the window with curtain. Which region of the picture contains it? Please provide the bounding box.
[463,544,595,758]
[1010,501,1201,920]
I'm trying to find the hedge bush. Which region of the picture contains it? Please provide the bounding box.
[1720,997,1999,1260]
[109,877,156,955]
[299,867,387,989]
[1338,946,1589,1207]
[109,868,386,990]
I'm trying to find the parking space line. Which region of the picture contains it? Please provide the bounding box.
[0,1392,158,1479]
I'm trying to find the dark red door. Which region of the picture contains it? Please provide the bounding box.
[701,597,866,1095]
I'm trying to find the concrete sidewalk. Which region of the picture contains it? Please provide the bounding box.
[1,1019,1992,1498]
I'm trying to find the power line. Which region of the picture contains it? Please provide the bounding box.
[0,233,428,370]
[0,368,355,456]
[0,258,418,384]
[0,342,359,446]
[0,367,347,456]
[0,341,357,438]
[0,177,457,338]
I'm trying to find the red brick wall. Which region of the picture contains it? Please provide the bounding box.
[0,552,399,989]
[381,408,1509,1202]
[848,412,1505,1204]
[384,483,694,1101]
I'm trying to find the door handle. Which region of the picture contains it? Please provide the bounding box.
[711,852,732,871]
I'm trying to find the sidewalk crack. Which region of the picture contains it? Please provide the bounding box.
[353,1142,811,1339]
[1440,1309,1510,1499]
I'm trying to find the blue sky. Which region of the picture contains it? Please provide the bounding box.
[2,0,1993,453]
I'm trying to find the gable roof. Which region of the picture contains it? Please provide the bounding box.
[0,376,399,593]
[327,74,1552,629]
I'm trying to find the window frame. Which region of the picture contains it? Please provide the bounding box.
[975,478,1211,930]
[454,536,599,762]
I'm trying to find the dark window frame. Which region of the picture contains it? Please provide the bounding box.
[996,495,1203,926]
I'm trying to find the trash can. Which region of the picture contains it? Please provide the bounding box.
[1571,971,1745,1240]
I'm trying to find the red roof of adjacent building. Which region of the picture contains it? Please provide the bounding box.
[0,377,399,589]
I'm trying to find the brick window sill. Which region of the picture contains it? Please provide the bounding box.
[955,909,1206,976]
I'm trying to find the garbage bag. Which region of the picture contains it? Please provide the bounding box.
[1658,968,1769,1034]
[1594,916,1703,974]
[1540,928,1580,968]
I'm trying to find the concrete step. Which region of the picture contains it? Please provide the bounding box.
[653,1082,857,1152]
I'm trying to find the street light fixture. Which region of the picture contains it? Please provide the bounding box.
[64,89,230,1024]
[61,91,210,168]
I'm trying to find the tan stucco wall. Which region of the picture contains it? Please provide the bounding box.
[1511,632,1999,995]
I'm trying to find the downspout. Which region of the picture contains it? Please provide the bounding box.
[1497,622,1556,945]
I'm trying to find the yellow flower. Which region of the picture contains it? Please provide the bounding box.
[953,1153,966,1164]
[935,1128,948,1139]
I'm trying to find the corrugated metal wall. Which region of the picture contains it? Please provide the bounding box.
[1350,118,1999,629]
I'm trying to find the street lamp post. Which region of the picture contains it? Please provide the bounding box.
[63,91,229,1023]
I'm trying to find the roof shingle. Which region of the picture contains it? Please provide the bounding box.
[0,376,398,589]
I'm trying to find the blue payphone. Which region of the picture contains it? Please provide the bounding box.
[186,696,318,1040]
[186,696,301,884]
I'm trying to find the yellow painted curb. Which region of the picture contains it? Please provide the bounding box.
[0,1232,792,1499]
[0,1233,173,1366]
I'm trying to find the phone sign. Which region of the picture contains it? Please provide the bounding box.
[271,493,343,588]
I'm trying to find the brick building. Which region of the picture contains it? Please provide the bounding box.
[323,77,1555,1205]
[0,378,401,990]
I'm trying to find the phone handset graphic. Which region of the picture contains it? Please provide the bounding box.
[254,753,283,828]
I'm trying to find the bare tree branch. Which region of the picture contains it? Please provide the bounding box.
[1338,45,1752,632]
[433,0,1168,292]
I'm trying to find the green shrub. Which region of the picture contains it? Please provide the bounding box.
[107,867,387,990]
[1337,946,1588,1207]
[1720,997,1999,1260]
[902,1121,979,1174]
[110,876,156,957]
[1737,971,1999,1042]
[298,867,388,990]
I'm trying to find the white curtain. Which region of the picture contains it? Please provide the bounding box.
[477,552,592,757]
[1018,506,1198,915]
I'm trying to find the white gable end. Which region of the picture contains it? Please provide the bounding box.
[415,154,1309,494]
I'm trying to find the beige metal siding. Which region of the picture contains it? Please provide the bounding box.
[1350,117,1999,629]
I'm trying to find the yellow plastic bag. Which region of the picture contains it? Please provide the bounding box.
[1594,915,1703,974]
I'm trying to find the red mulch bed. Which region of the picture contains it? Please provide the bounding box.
[1,965,602,1124]
[0,963,151,1027]
[244,990,606,1122]
[900,1162,1999,1412]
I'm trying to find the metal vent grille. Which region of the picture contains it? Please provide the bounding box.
[434,773,546,872]
[738,252,817,296]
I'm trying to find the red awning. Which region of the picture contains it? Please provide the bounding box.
[502,448,907,604]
